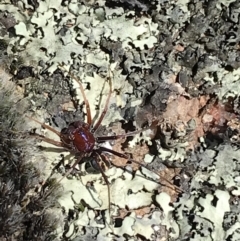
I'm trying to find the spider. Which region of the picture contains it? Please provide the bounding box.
[27,64,181,219]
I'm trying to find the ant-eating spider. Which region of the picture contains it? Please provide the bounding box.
[27,63,182,223]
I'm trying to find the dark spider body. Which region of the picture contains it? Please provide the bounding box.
[28,64,181,222]
[60,121,95,152]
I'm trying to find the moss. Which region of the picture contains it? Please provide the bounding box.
[0,79,61,240]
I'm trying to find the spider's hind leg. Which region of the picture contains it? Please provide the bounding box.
[98,146,183,193]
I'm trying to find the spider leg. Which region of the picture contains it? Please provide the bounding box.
[99,146,128,159]
[27,116,62,137]
[96,128,145,142]
[92,75,113,133]
[58,63,92,126]
[56,152,86,184]
[98,146,183,193]
[30,133,66,148]
[94,152,112,223]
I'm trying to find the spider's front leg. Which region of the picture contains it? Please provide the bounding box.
[27,115,66,148]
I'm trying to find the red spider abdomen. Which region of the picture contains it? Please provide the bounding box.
[73,128,95,152]
[60,121,95,153]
